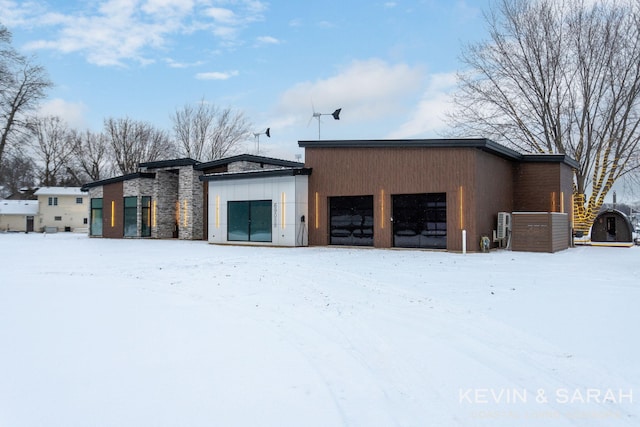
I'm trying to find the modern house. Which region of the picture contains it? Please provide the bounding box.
[80,139,579,252]
[0,200,38,232]
[81,155,304,240]
[299,139,578,252]
[33,187,89,232]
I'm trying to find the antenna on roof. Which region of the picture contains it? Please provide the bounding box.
[253,128,270,154]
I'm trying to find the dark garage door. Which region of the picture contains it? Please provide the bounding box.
[393,193,446,249]
[329,195,374,246]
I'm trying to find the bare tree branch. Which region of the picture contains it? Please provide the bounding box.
[449,0,640,232]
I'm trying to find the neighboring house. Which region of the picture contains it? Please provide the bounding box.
[33,187,89,232]
[299,138,578,252]
[81,155,303,240]
[0,200,38,232]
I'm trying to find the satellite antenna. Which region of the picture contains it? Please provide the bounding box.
[253,127,270,154]
[308,107,341,139]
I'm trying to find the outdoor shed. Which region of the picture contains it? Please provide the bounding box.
[299,138,577,252]
[591,209,633,245]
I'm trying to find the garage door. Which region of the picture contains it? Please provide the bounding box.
[329,195,374,246]
[392,193,446,249]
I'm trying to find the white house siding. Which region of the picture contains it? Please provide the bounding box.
[35,188,89,232]
[208,175,308,246]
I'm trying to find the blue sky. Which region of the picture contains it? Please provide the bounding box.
[2,0,492,160]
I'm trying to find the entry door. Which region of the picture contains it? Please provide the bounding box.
[329,195,374,246]
[26,216,34,232]
[392,193,446,249]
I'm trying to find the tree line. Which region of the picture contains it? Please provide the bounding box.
[0,24,252,198]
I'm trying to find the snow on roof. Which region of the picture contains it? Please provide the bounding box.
[0,200,39,215]
[33,187,87,196]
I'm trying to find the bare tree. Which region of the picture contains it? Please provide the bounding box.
[171,100,252,161]
[449,0,640,233]
[0,151,36,197]
[104,117,176,175]
[70,129,112,182]
[0,24,52,171]
[28,115,76,186]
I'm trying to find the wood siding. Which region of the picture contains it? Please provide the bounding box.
[305,147,514,251]
[102,181,124,238]
[514,163,573,214]
[512,212,569,253]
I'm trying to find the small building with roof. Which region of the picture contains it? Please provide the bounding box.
[0,200,39,232]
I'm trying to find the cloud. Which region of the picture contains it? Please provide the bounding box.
[384,2,397,8]
[9,0,268,66]
[37,98,89,129]
[195,70,239,80]
[387,72,458,138]
[256,35,280,45]
[276,58,424,124]
[164,58,205,68]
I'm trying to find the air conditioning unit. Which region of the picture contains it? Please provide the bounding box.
[496,212,512,240]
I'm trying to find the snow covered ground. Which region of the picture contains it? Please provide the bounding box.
[0,232,638,427]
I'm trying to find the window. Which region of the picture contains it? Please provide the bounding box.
[228,200,272,242]
[48,197,58,206]
[76,197,83,204]
[141,196,151,237]
[123,197,138,237]
[54,216,62,221]
[90,198,103,236]
[83,218,88,225]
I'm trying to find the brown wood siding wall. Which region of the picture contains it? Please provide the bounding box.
[551,213,570,252]
[305,147,484,251]
[514,163,571,213]
[102,182,124,238]
[512,212,569,252]
[474,151,515,249]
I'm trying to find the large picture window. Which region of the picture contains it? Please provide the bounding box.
[123,196,138,237]
[90,198,103,236]
[228,200,272,242]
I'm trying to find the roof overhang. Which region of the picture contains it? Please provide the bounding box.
[200,167,312,182]
[298,138,580,167]
[81,172,156,190]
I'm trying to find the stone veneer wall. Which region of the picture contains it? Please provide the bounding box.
[177,166,204,240]
[227,161,289,173]
[154,170,179,239]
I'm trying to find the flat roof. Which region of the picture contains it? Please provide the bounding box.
[196,154,303,171]
[139,158,200,169]
[201,168,311,182]
[81,172,156,190]
[298,138,579,168]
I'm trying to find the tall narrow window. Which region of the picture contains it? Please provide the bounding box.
[123,197,138,237]
[227,200,272,242]
[141,196,151,237]
[90,198,103,236]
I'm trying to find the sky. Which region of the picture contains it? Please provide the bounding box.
[0,0,493,161]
